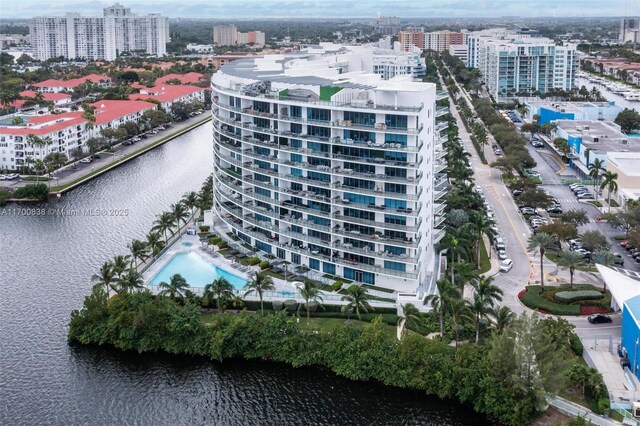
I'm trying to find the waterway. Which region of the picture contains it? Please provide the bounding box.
[577,77,640,112]
[0,121,484,425]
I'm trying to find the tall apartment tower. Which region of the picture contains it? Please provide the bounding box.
[29,3,168,61]
[620,18,640,44]
[213,24,238,46]
[209,45,449,295]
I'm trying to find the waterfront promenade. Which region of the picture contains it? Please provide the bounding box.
[1,113,211,194]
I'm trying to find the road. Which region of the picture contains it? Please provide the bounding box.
[1,112,210,191]
[441,67,623,341]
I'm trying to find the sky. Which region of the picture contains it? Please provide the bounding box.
[1,0,639,19]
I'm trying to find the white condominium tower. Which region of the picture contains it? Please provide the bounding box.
[29,3,168,61]
[210,44,449,294]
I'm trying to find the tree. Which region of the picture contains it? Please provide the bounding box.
[243,271,275,315]
[152,211,175,241]
[446,209,469,228]
[469,213,496,269]
[85,137,105,155]
[519,188,553,209]
[115,269,145,294]
[12,117,24,125]
[558,251,585,290]
[580,230,609,252]
[169,101,195,121]
[158,274,190,300]
[540,122,558,137]
[229,295,245,312]
[182,191,199,217]
[298,280,324,326]
[469,275,503,344]
[341,284,374,321]
[521,122,541,138]
[614,108,640,133]
[600,170,618,213]
[552,137,570,156]
[449,298,471,348]
[91,261,115,299]
[111,254,130,279]
[528,233,557,288]
[559,209,589,227]
[491,306,515,334]
[397,303,421,335]
[567,362,603,398]
[170,202,189,231]
[440,227,471,286]
[628,227,640,249]
[603,207,640,238]
[120,121,140,137]
[425,278,458,336]
[128,239,148,269]
[588,158,605,201]
[536,222,577,244]
[141,109,170,129]
[69,147,84,160]
[203,277,234,312]
[145,231,164,256]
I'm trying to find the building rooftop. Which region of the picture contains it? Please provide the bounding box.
[557,120,640,154]
[527,100,619,114]
[607,152,640,176]
[91,100,157,125]
[156,72,204,85]
[129,85,205,103]
[32,74,111,89]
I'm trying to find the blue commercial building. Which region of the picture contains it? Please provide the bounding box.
[622,295,640,379]
[526,101,622,125]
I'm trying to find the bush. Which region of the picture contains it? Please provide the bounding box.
[218,241,227,248]
[199,225,210,232]
[0,188,9,206]
[258,261,270,270]
[331,280,344,291]
[271,300,284,311]
[519,287,581,315]
[283,299,298,311]
[247,257,260,266]
[13,183,49,201]
[305,301,319,312]
[555,290,603,303]
[570,334,584,356]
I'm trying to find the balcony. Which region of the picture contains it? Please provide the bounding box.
[212,83,424,113]
[331,136,422,153]
[332,212,419,232]
[436,122,449,133]
[332,196,422,217]
[435,107,449,118]
[433,190,446,202]
[436,90,449,101]
[333,182,422,201]
[332,227,420,248]
[434,215,446,229]
[433,228,446,244]
[434,160,447,174]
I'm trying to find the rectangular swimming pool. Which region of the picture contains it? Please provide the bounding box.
[148,251,247,289]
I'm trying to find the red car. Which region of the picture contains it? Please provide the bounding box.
[621,241,630,248]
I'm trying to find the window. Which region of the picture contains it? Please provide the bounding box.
[384,214,406,226]
[308,125,330,138]
[309,258,320,270]
[343,192,375,205]
[277,248,286,259]
[385,114,407,129]
[384,260,406,272]
[307,108,330,122]
[322,262,336,275]
[307,171,329,182]
[385,183,406,194]
[344,207,376,221]
[344,130,375,143]
[384,167,407,178]
[343,267,375,284]
[291,168,302,177]
[290,139,302,148]
[384,245,406,255]
[344,111,375,126]
[291,123,302,134]
[385,134,407,146]
[307,142,329,153]
[384,199,406,209]
[290,154,302,163]
[290,106,302,118]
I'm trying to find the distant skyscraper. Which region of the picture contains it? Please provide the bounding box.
[29,3,168,61]
[620,17,640,44]
[214,25,265,47]
[374,14,401,36]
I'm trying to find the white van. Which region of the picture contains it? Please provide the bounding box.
[494,237,505,251]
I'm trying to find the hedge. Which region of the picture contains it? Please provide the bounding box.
[519,287,581,315]
[258,261,270,270]
[331,280,344,291]
[247,257,260,266]
[199,225,210,232]
[555,290,603,303]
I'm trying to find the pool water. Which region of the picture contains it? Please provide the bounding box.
[149,251,247,289]
[182,242,193,247]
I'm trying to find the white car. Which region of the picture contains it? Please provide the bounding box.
[79,158,92,164]
[500,259,513,272]
[520,207,536,215]
[498,249,508,260]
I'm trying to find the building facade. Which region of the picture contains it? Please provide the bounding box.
[525,101,622,124]
[470,33,577,99]
[210,45,448,294]
[448,44,468,65]
[620,17,640,44]
[29,3,168,61]
[398,29,467,53]
[214,25,265,48]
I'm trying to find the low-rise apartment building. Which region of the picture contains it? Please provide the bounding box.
[128,85,206,114]
[31,74,112,93]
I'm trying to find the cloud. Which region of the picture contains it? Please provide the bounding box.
[2,0,637,18]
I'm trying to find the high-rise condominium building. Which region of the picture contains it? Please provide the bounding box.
[213,25,265,47]
[620,18,640,44]
[467,29,577,99]
[29,3,168,61]
[398,29,467,52]
[210,44,449,294]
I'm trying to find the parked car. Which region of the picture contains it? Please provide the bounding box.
[79,158,92,164]
[499,259,513,272]
[520,207,536,215]
[531,140,544,148]
[498,249,508,260]
[512,188,523,196]
[621,240,630,248]
[612,253,625,266]
[547,206,563,214]
[587,314,612,324]
[0,174,6,180]
[577,193,595,200]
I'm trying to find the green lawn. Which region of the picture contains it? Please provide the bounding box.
[545,252,597,272]
[519,284,610,316]
[478,239,491,274]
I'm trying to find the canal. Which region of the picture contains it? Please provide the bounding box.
[0,121,484,425]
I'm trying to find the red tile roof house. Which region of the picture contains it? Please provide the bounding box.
[128,85,205,114]
[12,91,72,110]
[0,100,156,172]
[31,74,113,93]
[155,72,204,85]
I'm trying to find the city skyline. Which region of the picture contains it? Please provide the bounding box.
[1,0,639,19]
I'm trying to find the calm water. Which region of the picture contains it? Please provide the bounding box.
[148,251,247,288]
[0,121,485,425]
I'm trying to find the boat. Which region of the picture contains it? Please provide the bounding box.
[623,92,640,101]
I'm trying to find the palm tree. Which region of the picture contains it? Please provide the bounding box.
[588,158,605,201]
[469,275,503,344]
[600,171,618,213]
[243,271,275,315]
[491,306,515,334]
[203,277,234,312]
[158,274,190,300]
[170,202,189,231]
[111,255,130,279]
[449,298,472,348]
[128,239,148,269]
[182,191,199,217]
[469,213,495,269]
[397,303,421,335]
[527,233,557,289]
[92,261,115,298]
[558,251,585,290]
[230,295,245,312]
[152,212,175,241]
[115,269,144,294]
[441,228,471,286]
[341,284,374,321]
[425,278,458,336]
[146,232,164,256]
[593,250,617,292]
[298,280,324,326]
